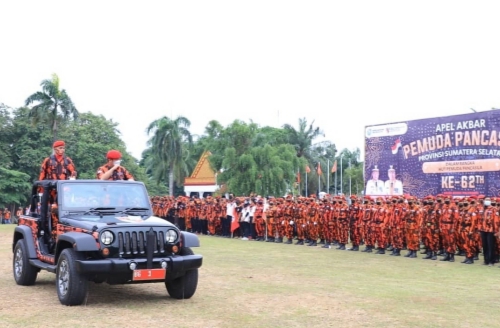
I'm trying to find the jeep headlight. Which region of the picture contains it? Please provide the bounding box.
[165,229,178,243]
[100,231,114,245]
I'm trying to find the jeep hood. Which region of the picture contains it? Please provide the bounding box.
[59,215,175,230]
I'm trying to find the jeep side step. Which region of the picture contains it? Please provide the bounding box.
[29,259,57,273]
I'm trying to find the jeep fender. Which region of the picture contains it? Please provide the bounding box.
[13,226,38,258]
[57,232,100,252]
[181,231,200,247]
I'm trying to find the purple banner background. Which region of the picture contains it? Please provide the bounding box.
[364,109,500,198]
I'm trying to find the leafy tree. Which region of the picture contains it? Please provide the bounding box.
[10,107,53,183]
[146,116,193,196]
[0,167,31,207]
[24,73,78,142]
[0,103,14,168]
[283,117,324,159]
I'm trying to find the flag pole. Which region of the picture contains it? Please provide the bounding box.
[305,171,308,197]
[335,158,338,195]
[327,159,330,195]
[318,163,321,194]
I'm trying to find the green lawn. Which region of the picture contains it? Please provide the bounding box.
[0,224,498,327]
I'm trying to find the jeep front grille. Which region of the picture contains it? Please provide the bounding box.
[117,230,166,257]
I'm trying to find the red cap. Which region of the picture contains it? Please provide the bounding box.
[106,150,122,159]
[53,140,65,148]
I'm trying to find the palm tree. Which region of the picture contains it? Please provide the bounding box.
[283,117,324,159]
[25,73,78,142]
[146,116,193,196]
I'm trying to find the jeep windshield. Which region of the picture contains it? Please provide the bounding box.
[60,181,150,215]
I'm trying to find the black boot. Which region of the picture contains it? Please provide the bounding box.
[393,249,401,256]
[348,245,359,251]
[295,239,304,245]
[321,242,331,249]
[387,245,394,252]
[275,237,283,243]
[437,249,445,256]
[307,241,317,246]
[284,238,292,244]
[456,250,465,256]
[449,253,455,262]
[404,250,413,257]
[363,246,373,253]
[266,237,275,242]
[423,251,432,260]
[376,247,385,254]
[431,252,438,260]
[318,239,325,244]
[336,243,346,250]
[462,257,474,264]
[440,253,451,261]
[474,253,479,261]
[410,250,417,258]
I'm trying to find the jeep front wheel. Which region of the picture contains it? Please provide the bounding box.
[13,239,38,285]
[165,247,199,299]
[56,248,88,306]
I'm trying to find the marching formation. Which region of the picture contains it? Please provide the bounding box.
[151,193,500,266]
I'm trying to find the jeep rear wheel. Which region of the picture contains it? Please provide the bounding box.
[56,248,88,306]
[165,247,199,299]
[13,239,38,285]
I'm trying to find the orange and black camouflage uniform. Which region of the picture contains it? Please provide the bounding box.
[39,155,76,181]
[403,198,421,258]
[438,199,459,261]
[96,164,134,180]
[390,198,406,256]
[422,197,440,260]
[348,197,362,251]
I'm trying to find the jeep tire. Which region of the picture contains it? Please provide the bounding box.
[13,239,38,285]
[56,248,88,306]
[165,247,199,299]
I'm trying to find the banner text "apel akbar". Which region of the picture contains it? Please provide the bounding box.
[364,110,500,198]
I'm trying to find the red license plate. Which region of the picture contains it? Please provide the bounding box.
[132,268,166,281]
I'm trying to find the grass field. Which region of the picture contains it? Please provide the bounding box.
[1,224,499,328]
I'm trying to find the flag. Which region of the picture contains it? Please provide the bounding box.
[317,162,322,175]
[331,160,337,173]
[391,138,402,154]
[231,208,240,232]
[305,165,311,173]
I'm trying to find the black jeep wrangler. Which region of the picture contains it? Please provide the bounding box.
[12,180,203,306]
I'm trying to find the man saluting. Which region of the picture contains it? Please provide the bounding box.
[96,150,135,181]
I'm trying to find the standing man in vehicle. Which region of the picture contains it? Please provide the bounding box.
[96,150,135,181]
[39,140,77,180]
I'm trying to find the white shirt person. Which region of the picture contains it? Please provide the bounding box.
[365,165,385,195]
[385,165,403,195]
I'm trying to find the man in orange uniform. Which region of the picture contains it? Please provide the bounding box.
[96,150,134,181]
[403,196,422,258]
[39,140,77,181]
[438,196,459,262]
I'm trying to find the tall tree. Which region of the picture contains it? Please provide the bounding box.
[0,103,14,168]
[146,116,193,196]
[283,117,324,159]
[24,73,78,142]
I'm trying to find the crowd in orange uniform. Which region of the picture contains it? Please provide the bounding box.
[151,193,500,266]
